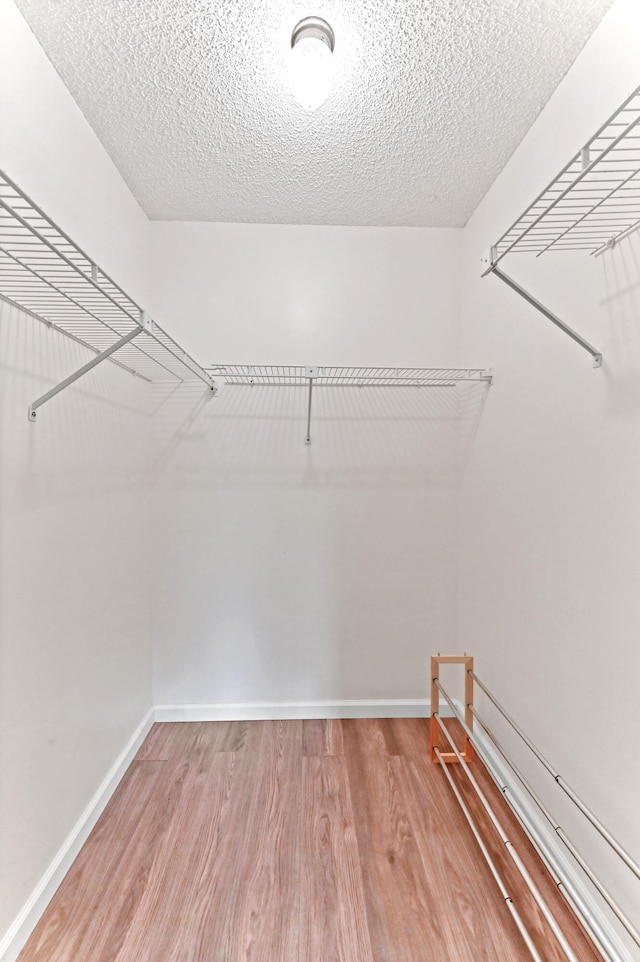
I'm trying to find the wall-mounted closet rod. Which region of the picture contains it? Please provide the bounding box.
[470,670,640,884]
[433,687,581,962]
[467,700,640,948]
[433,745,544,962]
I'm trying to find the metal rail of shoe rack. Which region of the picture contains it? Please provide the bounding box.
[431,655,639,962]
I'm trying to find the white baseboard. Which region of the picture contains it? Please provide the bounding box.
[1,700,450,962]
[154,698,453,722]
[0,708,155,962]
[468,723,635,962]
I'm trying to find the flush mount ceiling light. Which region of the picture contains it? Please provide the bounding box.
[289,16,335,111]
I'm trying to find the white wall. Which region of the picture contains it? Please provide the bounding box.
[4,0,640,954]
[150,224,467,708]
[459,0,640,954]
[0,0,153,952]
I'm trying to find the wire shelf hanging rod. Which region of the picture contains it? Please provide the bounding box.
[470,670,640,882]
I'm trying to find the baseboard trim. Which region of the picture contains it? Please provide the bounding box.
[154,698,452,722]
[0,707,155,962]
[1,699,451,961]
[469,725,634,962]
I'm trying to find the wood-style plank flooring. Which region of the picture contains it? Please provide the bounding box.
[18,719,603,962]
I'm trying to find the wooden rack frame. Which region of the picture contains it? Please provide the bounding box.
[430,653,474,763]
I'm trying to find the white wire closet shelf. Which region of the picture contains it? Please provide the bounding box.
[483,83,640,368]
[208,365,493,445]
[0,169,214,419]
[210,365,492,386]
[0,169,491,434]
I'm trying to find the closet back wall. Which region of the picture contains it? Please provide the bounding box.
[149,225,462,710]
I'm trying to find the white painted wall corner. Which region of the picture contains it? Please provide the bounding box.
[0,708,155,962]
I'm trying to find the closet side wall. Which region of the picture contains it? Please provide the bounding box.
[0,0,153,951]
[459,0,640,951]
[149,223,463,710]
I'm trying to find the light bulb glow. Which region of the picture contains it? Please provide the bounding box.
[289,19,335,111]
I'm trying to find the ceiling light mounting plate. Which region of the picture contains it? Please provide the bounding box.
[291,16,335,52]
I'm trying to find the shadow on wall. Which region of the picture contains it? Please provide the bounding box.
[0,301,152,505]
[151,378,492,488]
[148,373,494,704]
[600,232,640,416]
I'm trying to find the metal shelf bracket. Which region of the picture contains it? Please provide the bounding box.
[481,85,640,369]
[304,365,321,444]
[481,249,603,369]
[28,326,142,421]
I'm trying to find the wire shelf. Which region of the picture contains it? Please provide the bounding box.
[209,365,492,387]
[493,84,640,262]
[0,169,212,386]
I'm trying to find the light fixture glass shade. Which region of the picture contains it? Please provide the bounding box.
[289,19,335,111]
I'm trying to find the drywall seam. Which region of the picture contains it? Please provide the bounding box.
[0,708,155,962]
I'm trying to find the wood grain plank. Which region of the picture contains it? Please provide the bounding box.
[341,718,389,756]
[18,760,186,962]
[133,723,172,761]
[114,751,257,962]
[399,753,528,962]
[19,719,605,962]
[383,717,431,755]
[302,719,345,756]
[224,752,301,961]
[252,718,303,757]
[18,762,166,962]
[300,757,373,962]
[345,744,447,961]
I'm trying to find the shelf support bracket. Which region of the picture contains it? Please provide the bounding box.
[483,253,602,368]
[28,326,143,421]
[304,366,321,445]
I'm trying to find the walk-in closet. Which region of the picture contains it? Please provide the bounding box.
[1,0,639,959]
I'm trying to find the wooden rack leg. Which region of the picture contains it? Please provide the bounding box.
[430,654,474,763]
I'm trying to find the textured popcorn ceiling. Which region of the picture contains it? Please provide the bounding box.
[16,0,613,226]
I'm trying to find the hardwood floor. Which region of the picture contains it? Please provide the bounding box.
[18,719,603,962]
